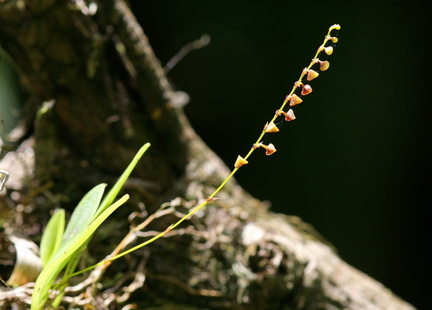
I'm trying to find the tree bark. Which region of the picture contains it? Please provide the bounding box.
[0,1,416,309]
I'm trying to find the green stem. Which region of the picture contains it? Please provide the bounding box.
[71,24,340,279]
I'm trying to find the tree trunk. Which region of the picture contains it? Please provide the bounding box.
[0,1,416,309]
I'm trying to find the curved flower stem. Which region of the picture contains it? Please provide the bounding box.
[72,24,341,277]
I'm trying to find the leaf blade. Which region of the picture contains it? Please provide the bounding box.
[31,194,129,310]
[39,209,65,267]
[60,183,106,247]
[96,143,150,218]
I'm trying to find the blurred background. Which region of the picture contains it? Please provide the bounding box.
[0,54,22,140]
[134,1,430,308]
[1,0,430,308]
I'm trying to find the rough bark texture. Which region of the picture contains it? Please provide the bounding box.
[0,1,416,309]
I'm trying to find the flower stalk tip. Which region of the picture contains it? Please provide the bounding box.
[330,24,341,31]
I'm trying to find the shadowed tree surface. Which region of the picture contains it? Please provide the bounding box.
[0,1,423,309]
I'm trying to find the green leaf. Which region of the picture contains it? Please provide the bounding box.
[34,183,106,308]
[39,209,65,267]
[31,194,129,310]
[60,183,106,247]
[32,143,151,309]
[96,142,150,218]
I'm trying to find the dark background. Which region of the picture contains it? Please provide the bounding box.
[133,1,431,309]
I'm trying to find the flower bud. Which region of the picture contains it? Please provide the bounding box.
[264,143,277,156]
[306,69,319,81]
[254,142,276,155]
[284,109,296,121]
[318,60,330,71]
[265,121,279,133]
[234,156,248,168]
[324,46,333,55]
[330,24,341,31]
[301,84,313,96]
[289,94,303,106]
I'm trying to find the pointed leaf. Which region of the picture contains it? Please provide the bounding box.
[40,209,65,267]
[60,183,106,247]
[31,194,129,310]
[96,143,150,218]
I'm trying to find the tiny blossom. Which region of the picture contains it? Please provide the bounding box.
[265,121,280,133]
[234,155,248,168]
[330,24,341,31]
[284,109,296,121]
[306,69,319,81]
[277,109,296,121]
[289,94,303,106]
[314,59,330,71]
[301,84,313,96]
[319,60,330,71]
[264,143,276,156]
[324,46,333,55]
